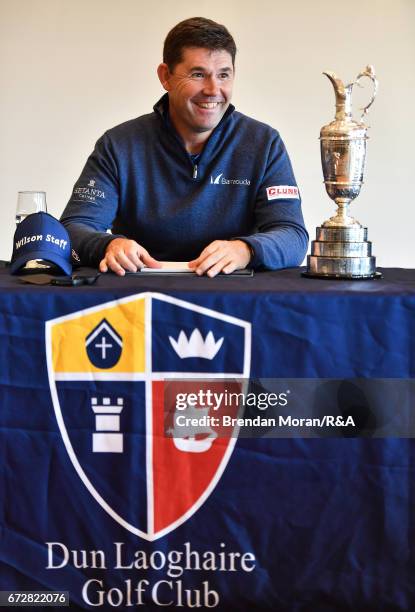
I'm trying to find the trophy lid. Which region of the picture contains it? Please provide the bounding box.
[320,66,378,139]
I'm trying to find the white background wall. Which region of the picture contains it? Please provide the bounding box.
[1,0,414,267]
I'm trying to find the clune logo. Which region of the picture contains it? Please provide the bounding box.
[210,172,251,186]
[46,293,251,541]
[266,185,299,201]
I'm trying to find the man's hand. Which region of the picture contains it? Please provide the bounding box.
[188,240,252,277]
[99,238,161,276]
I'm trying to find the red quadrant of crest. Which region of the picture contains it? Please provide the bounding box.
[152,381,234,534]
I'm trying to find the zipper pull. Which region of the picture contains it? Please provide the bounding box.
[193,164,198,179]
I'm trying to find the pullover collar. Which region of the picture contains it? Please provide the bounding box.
[153,93,235,148]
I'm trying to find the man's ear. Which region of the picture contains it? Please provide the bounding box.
[157,63,171,91]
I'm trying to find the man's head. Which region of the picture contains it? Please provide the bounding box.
[162,17,236,72]
[157,18,237,151]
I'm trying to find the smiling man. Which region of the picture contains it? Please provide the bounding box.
[61,17,308,276]
[158,48,233,153]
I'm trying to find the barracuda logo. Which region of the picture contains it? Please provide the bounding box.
[210,172,251,186]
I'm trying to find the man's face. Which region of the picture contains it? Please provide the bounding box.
[158,47,234,140]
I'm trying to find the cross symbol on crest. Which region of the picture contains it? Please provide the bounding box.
[85,318,123,369]
[95,336,113,359]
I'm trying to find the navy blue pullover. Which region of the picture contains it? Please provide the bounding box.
[61,95,308,269]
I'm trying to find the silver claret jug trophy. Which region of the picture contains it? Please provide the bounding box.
[304,65,381,279]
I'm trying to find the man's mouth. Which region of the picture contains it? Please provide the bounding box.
[194,101,222,109]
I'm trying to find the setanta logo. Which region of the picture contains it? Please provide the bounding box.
[266,185,299,201]
[72,177,106,203]
[46,293,251,541]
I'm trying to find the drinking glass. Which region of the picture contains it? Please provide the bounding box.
[16,191,47,225]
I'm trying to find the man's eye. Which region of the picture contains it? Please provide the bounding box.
[218,73,230,80]
[191,72,204,79]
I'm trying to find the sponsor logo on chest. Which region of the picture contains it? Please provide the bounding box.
[210,172,251,186]
[266,186,299,201]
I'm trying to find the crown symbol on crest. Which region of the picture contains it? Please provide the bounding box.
[169,329,224,360]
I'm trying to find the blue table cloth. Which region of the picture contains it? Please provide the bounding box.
[0,267,414,611]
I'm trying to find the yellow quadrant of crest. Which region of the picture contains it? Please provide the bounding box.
[51,298,145,373]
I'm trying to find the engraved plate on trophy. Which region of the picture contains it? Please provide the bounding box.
[304,65,381,279]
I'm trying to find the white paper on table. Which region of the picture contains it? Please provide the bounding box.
[140,261,194,273]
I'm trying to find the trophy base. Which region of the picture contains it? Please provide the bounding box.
[302,267,382,281]
[322,215,361,229]
[305,226,381,280]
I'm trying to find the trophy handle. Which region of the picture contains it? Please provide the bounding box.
[355,65,378,121]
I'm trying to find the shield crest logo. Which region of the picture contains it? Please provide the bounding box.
[46,292,251,541]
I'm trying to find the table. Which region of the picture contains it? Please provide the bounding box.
[0,267,414,611]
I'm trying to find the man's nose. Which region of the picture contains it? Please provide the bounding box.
[202,76,220,96]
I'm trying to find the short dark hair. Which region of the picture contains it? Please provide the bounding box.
[163,17,237,71]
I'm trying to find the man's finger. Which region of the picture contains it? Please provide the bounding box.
[189,242,222,269]
[123,246,143,268]
[112,250,138,272]
[99,258,108,273]
[141,251,162,268]
[188,254,204,269]
[106,255,126,276]
[221,261,238,275]
[195,251,224,275]
[206,256,233,278]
